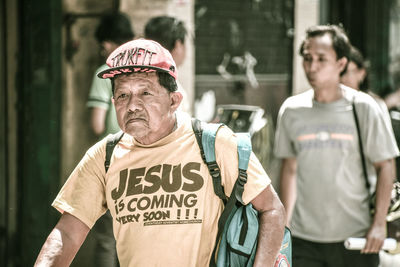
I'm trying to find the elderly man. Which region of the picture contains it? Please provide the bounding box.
[35,39,285,267]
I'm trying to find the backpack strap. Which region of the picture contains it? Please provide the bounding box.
[105,131,124,173]
[214,132,252,241]
[234,132,251,204]
[210,132,252,267]
[191,118,207,163]
[191,118,227,202]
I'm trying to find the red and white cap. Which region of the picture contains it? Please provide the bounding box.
[97,39,177,80]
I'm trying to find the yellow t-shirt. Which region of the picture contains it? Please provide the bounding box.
[53,114,270,267]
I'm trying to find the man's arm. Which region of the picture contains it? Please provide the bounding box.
[251,184,286,267]
[34,212,90,267]
[90,107,107,136]
[363,158,396,253]
[279,157,297,226]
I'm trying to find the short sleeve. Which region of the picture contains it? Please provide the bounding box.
[52,138,109,228]
[274,100,296,158]
[358,96,400,163]
[87,64,113,110]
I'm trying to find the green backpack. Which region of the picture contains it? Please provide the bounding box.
[104,120,292,267]
[191,118,292,267]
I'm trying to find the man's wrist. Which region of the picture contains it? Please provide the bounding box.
[372,213,387,227]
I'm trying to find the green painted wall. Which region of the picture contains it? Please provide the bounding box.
[17,0,62,265]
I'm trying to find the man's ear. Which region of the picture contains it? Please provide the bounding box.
[170,91,183,111]
[338,57,348,73]
[359,68,367,81]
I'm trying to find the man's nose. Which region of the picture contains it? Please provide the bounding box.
[309,60,318,72]
[127,95,143,112]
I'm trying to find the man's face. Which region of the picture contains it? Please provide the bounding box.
[113,72,181,144]
[302,34,347,89]
[340,61,366,90]
[171,40,186,67]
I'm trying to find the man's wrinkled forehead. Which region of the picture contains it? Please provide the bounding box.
[115,72,158,84]
[114,72,160,90]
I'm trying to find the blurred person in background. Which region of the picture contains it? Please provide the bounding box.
[86,12,135,267]
[341,46,389,117]
[144,15,191,115]
[275,24,399,267]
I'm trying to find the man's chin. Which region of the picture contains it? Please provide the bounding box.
[124,122,146,134]
[306,77,315,84]
[307,79,320,88]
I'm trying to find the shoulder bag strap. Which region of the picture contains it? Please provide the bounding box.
[352,98,375,215]
[352,98,370,191]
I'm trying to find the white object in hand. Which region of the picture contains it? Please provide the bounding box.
[344,237,397,251]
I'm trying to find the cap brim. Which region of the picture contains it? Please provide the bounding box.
[97,65,171,79]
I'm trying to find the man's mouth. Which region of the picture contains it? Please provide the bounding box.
[127,117,146,124]
[307,76,316,82]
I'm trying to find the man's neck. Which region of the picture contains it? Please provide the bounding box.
[313,83,343,103]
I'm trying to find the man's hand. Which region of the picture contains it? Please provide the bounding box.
[362,222,386,253]
[362,158,395,254]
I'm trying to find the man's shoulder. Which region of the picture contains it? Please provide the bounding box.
[84,135,110,163]
[91,64,112,88]
[346,86,383,112]
[87,64,113,104]
[95,63,110,73]
[341,85,374,104]
[280,89,314,112]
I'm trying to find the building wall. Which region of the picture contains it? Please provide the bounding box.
[292,0,320,95]
[1,1,19,266]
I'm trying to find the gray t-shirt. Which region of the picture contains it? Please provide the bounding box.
[274,85,399,242]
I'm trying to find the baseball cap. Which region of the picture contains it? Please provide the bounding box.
[97,39,177,80]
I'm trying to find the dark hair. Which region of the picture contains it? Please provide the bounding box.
[144,16,187,51]
[157,72,178,92]
[299,24,351,63]
[111,72,177,95]
[95,12,135,45]
[348,46,366,70]
[347,46,369,91]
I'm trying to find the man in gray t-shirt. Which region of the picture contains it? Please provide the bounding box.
[275,25,399,267]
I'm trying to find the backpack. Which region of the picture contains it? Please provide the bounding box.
[191,118,291,267]
[104,121,292,266]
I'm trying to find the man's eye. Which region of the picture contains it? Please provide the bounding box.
[143,91,152,96]
[117,93,128,100]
